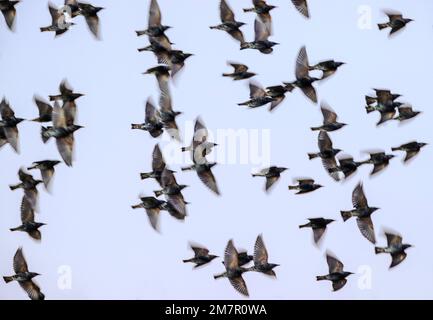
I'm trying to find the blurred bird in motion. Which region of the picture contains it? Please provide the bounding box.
[131,99,164,138]
[40,2,75,36]
[392,141,427,163]
[27,160,61,190]
[308,60,345,80]
[248,234,279,277]
[265,84,294,111]
[243,0,276,35]
[182,161,220,196]
[0,97,24,153]
[210,0,246,44]
[252,166,288,192]
[311,102,347,132]
[32,96,53,123]
[9,168,42,212]
[316,252,353,292]
[240,18,278,54]
[288,178,322,194]
[291,0,310,18]
[182,117,218,163]
[299,218,334,245]
[238,82,275,109]
[359,150,395,175]
[183,243,219,268]
[223,62,256,81]
[0,0,19,31]
[76,2,104,39]
[393,104,421,122]
[10,197,46,241]
[331,155,363,179]
[375,231,412,268]
[378,10,413,36]
[140,144,166,186]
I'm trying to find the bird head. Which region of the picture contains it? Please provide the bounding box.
[336,62,346,67]
[179,185,188,190]
[162,25,172,31]
[402,244,413,250]
[278,167,288,173]
[72,125,84,131]
[72,93,84,99]
[340,123,348,127]
[237,22,247,27]
[334,148,343,155]
[29,272,41,279]
[269,41,280,47]
[269,263,280,269]
[183,53,194,59]
[269,5,278,10]
[344,271,355,277]
[405,18,414,23]
[36,222,47,228]
[53,160,62,166]
[419,142,428,148]
[316,184,324,189]
[208,162,217,169]
[95,7,104,12]
[209,255,219,261]
[325,219,335,224]
[370,207,380,213]
[15,118,25,124]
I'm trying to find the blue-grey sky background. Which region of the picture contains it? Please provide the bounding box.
[1,0,433,299]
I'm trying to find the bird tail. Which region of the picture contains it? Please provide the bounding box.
[209,26,218,30]
[375,247,386,254]
[9,184,19,191]
[41,126,51,143]
[181,146,190,152]
[237,101,249,106]
[131,124,141,130]
[240,42,250,50]
[27,165,36,170]
[365,105,376,114]
[308,153,319,160]
[310,126,321,131]
[154,190,163,197]
[135,30,146,36]
[299,223,309,229]
[316,275,327,281]
[40,27,50,32]
[3,276,13,283]
[377,23,388,30]
[131,204,141,210]
[213,273,225,279]
[341,211,352,222]
[140,172,152,180]
[9,227,19,232]
[391,147,401,152]
[182,259,193,263]
[181,166,193,171]
[365,96,376,105]
[288,185,298,190]
[243,8,255,12]
[222,73,231,77]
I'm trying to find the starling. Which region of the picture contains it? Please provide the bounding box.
[27,160,61,189]
[248,234,279,277]
[9,168,42,211]
[41,102,83,167]
[240,18,278,54]
[40,3,75,36]
[214,240,250,297]
[182,162,220,196]
[285,46,319,103]
[288,178,322,194]
[131,99,163,138]
[3,248,45,300]
[131,196,167,232]
[311,102,347,132]
[392,141,427,162]
[143,65,171,94]
[266,84,294,111]
[0,0,19,30]
[140,144,166,186]
[77,2,104,39]
[332,155,363,179]
[308,60,345,80]
[365,89,401,107]
[359,151,395,175]
[210,0,246,44]
[243,0,276,34]
[375,231,412,268]
[183,243,219,268]
[378,10,413,36]
[238,82,275,109]
[32,96,53,123]
[316,252,353,292]
[308,130,342,181]
[159,90,182,141]
[341,182,379,244]
[291,0,309,18]
[10,197,46,241]
[222,62,256,81]
[166,50,193,77]
[49,79,84,103]
[136,0,171,38]
[394,104,421,122]
[0,97,24,153]
[299,218,334,244]
[252,166,288,192]
[181,117,217,164]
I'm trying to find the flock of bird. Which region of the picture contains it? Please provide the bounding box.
[0,0,427,299]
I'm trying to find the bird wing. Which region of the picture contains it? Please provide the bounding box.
[249,82,266,98]
[371,162,388,175]
[13,248,29,273]
[152,144,166,173]
[3,125,19,152]
[41,168,55,189]
[84,14,100,39]
[192,117,208,149]
[321,102,338,124]
[198,167,220,195]
[265,176,279,191]
[318,130,333,151]
[230,63,248,73]
[63,101,76,126]
[356,216,376,244]
[21,197,35,223]
[34,96,53,119]
[148,0,162,27]
[152,34,173,51]
[1,5,16,30]
[254,18,269,42]
[254,234,269,265]
[352,183,368,208]
[156,73,171,98]
[326,253,344,273]
[145,208,160,232]
[52,102,67,128]
[296,46,310,79]
[377,110,396,125]
[291,0,310,18]
[259,12,272,35]
[19,281,44,300]
[300,85,317,103]
[390,252,407,268]
[228,29,245,43]
[159,90,172,112]
[322,157,340,181]
[386,232,403,247]
[312,227,326,244]
[0,98,15,119]
[229,276,249,297]
[404,150,419,162]
[191,246,209,258]
[332,279,347,292]
[56,135,74,167]
[224,240,239,270]
[161,168,177,187]
[24,189,39,213]
[18,168,33,183]
[220,0,235,22]
[269,95,285,111]
[298,178,314,185]
[145,99,159,123]
[397,105,413,117]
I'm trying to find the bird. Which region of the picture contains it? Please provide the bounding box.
[240,18,278,54]
[49,79,84,103]
[183,243,219,268]
[10,197,46,241]
[158,90,182,141]
[3,247,45,300]
[365,89,401,107]
[222,62,256,81]
[288,178,322,194]
[316,252,354,292]
[0,0,19,30]
[210,0,246,44]
[143,65,171,94]
[359,151,395,175]
[32,96,53,123]
[136,0,171,38]
[9,168,42,212]
[392,141,427,162]
[375,231,412,268]
[140,144,166,186]
[332,155,363,179]
[40,2,75,36]
[238,82,275,109]
[165,50,193,77]
[394,105,421,122]
[291,0,309,18]
[131,195,169,232]
[181,117,217,164]
[248,234,279,277]
[252,166,288,192]
[299,218,334,244]
[41,102,83,167]
[182,162,220,195]
[308,130,342,181]
[27,160,61,189]
[77,2,104,39]
[378,10,413,36]
[243,0,276,34]
[265,84,294,111]
[285,46,319,103]
[131,99,164,138]
[341,182,379,244]
[311,102,347,132]
[214,240,250,297]
[0,97,24,153]
[308,60,345,80]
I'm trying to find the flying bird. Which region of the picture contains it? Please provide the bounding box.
[223,62,256,81]
[0,97,24,153]
[49,79,84,103]
[332,155,363,179]
[240,18,278,54]
[140,144,166,185]
[308,60,345,80]
[182,162,220,195]
[136,0,171,38]
[392,141,427,162]
[40,2,75,36]
[243,0,276,34]
[131,99,164,138]
[143,65,171,94]
[181,117,217,163]
[27,160,61,189]
[288,178,322,194]
[158,90,182,141]
[210,0,246,44]
[32,96,53,123]
[238,82,275,109]
[359,151,395,175]
[10,197,46,241]
[248,234,279,277]
[77,2,104,39]
[316,252,353,292]
[3,247,45,300]
[0,0,19,30]
[375,231,412,268]
[365,88,401,106]
[378,10,413,36]
[252,166,288,192]
[131,196,169,232]
[394,105,421,122]
[311,102,347,132]
[183,243,219,268]
[299,218,334,244]
[9,168,42,211]
[341,182,379,244]
[265,84,294,111]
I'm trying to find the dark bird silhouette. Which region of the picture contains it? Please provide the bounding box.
[0,97,24,153]
[140,144,166,186]
[331,155,363,179]
[49,79,84,103]
[32,96,53,123]
[252,166,287,192]
[392,141,427,162]
[238,82,275,109]
[9,168,42,211]
[159,90,182,141]
[40,2,75,36]
[131,99,163,138]
[285,46,319,103]
[316,252,353,292]
[243,0,276,34]
[10,197,46,241]
[375,231,412,268]
[394,105,421,122]
[166,50,193,77]
[308,60,345,80]
[223,62,256,80]
[288,178,322,194]
[183,243,218,268]
[308,130,341,181]
[210,0,246,44]
[341,182,379,244]
[378,10,413,36]
[0,0,19,30]
[77,2,104,39]
[248,234,279,277]
[131,196,168,232]
[299,218,334,244]
[182,117,217,163]
[27,160,61,189]
[365,88,401,106]
[3,247,45,300]
[136,0,171,38]
[359,151,395,175]
[143,65,171,94]
[214,240,250,297]
[311,102,347,132]
[266,84,294,111]
[240,18,278,54]
[182,162,220,195]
